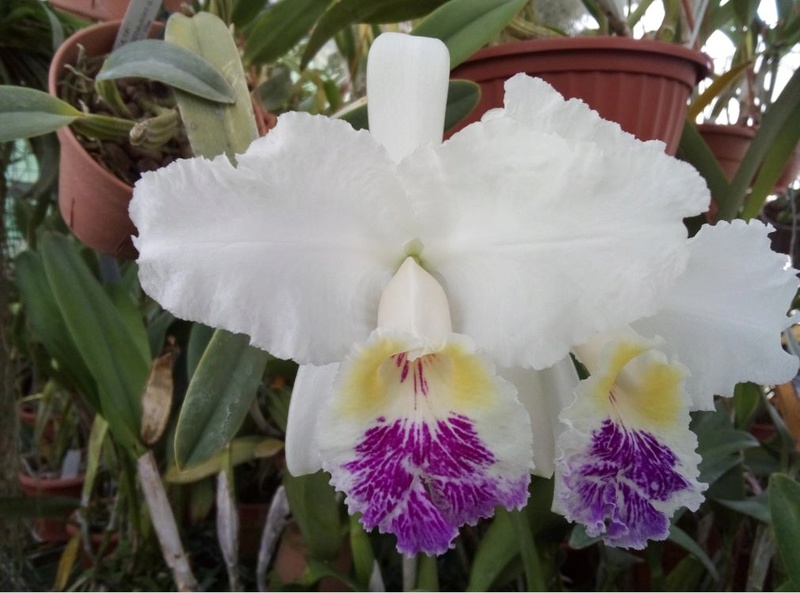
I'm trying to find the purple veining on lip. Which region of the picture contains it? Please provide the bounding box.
[560,418,690,549]
[340,414,529,556]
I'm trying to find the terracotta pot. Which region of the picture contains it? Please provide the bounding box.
[450,37,712,155]
[18,472,84,542]
[697,123,756,180]
[48,20,164,259]
[49,0,184,22]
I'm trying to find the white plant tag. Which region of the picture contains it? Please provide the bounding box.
[114,0,163,49]
[61,449,82,479]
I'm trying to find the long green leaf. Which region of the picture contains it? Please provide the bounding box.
[166,436,283,483]
[0,85,80,141]
[97,39,235,103]
[742,104,800,219]
[174,331,267,468]
[676,121,730,207]
[769,474,800,589]
[40,234,147,457]
[687,60,752,120]
[165,11,259,160]
[16,251,100,411]
[667,524,719,580]
[467,509,518,591]
[300,0,448,69]
[244,0,332,66]
[411,0,528,69]
[283,471,342,561]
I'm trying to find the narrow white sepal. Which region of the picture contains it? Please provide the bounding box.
[285,363,340,476]
[377,257,453,345]
[367,32,450,163]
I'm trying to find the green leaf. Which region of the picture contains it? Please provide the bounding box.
[676,122,730,210]
[769,474,800,589]
[284,471,342,561]
[165,436,283,483]
[667,524,719,580]
[304,558,363,591]
[40,234,147,457]
[165,11,259,160]
[174,330,267,468]
[244,0,332,66]
[16,251,100,410]
[186,322,215,379]
[0,85,80,141]
[716,494,771,523]
[301,0,448,68]
[411,0,528,69]
[742,103,800,219]
[467,509,518,591]
[349,514,375,590]
[733,382,762,430]
[97,39,235,103]
[337,79,479,132]
[687,60,752,120]
[692,408,760,486]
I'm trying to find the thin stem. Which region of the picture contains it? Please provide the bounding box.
[402,554,417,592]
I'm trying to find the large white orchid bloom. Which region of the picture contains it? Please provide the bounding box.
[130,33,721,555]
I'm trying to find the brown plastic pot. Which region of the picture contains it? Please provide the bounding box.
[48,20,164,259]
[49,0,184,22]
[18,472,84,542]
[450,37,712,155]
[699,123,799,192]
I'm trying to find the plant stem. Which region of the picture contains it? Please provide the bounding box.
[137,450,197,592]
[401,554,417,592]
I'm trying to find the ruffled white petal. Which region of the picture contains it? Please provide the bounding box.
[367,33,449,163]
[131,112,414,364]
[285,363,339,476]
[632,220,799,409]
[401,75,709,369]
[500,356,579,478]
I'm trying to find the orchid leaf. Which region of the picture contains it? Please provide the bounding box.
[338,79,480,132]
[244,0,332,66]
[174,330,268,468]
[284,471,342,561]
[687,61,752,120]
[39,234,147,457]
[166,436,283,483]
[742,104,800,219]
[0,86,80,141]
[411,0,529,69]
[97,39,235,103]
[16,251,99,410]
[668,524,720,580]
[165,11,258,160]
[716,494,771,523]
[300,0,448,69]
[769,474,800,589]
[677,121,730,206]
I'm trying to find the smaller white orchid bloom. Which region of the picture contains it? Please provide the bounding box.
[551,220,798,548]
[130,32,713,555]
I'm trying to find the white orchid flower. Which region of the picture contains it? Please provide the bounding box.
[129,33,717,555]
[552,220,798,548]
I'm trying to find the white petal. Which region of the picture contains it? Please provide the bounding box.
[401,76,709,369]
[285,363,339,476]
[367,33,450,163]
[131,112,414,364]
[500,356,579,478]
[633,219,799,409]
